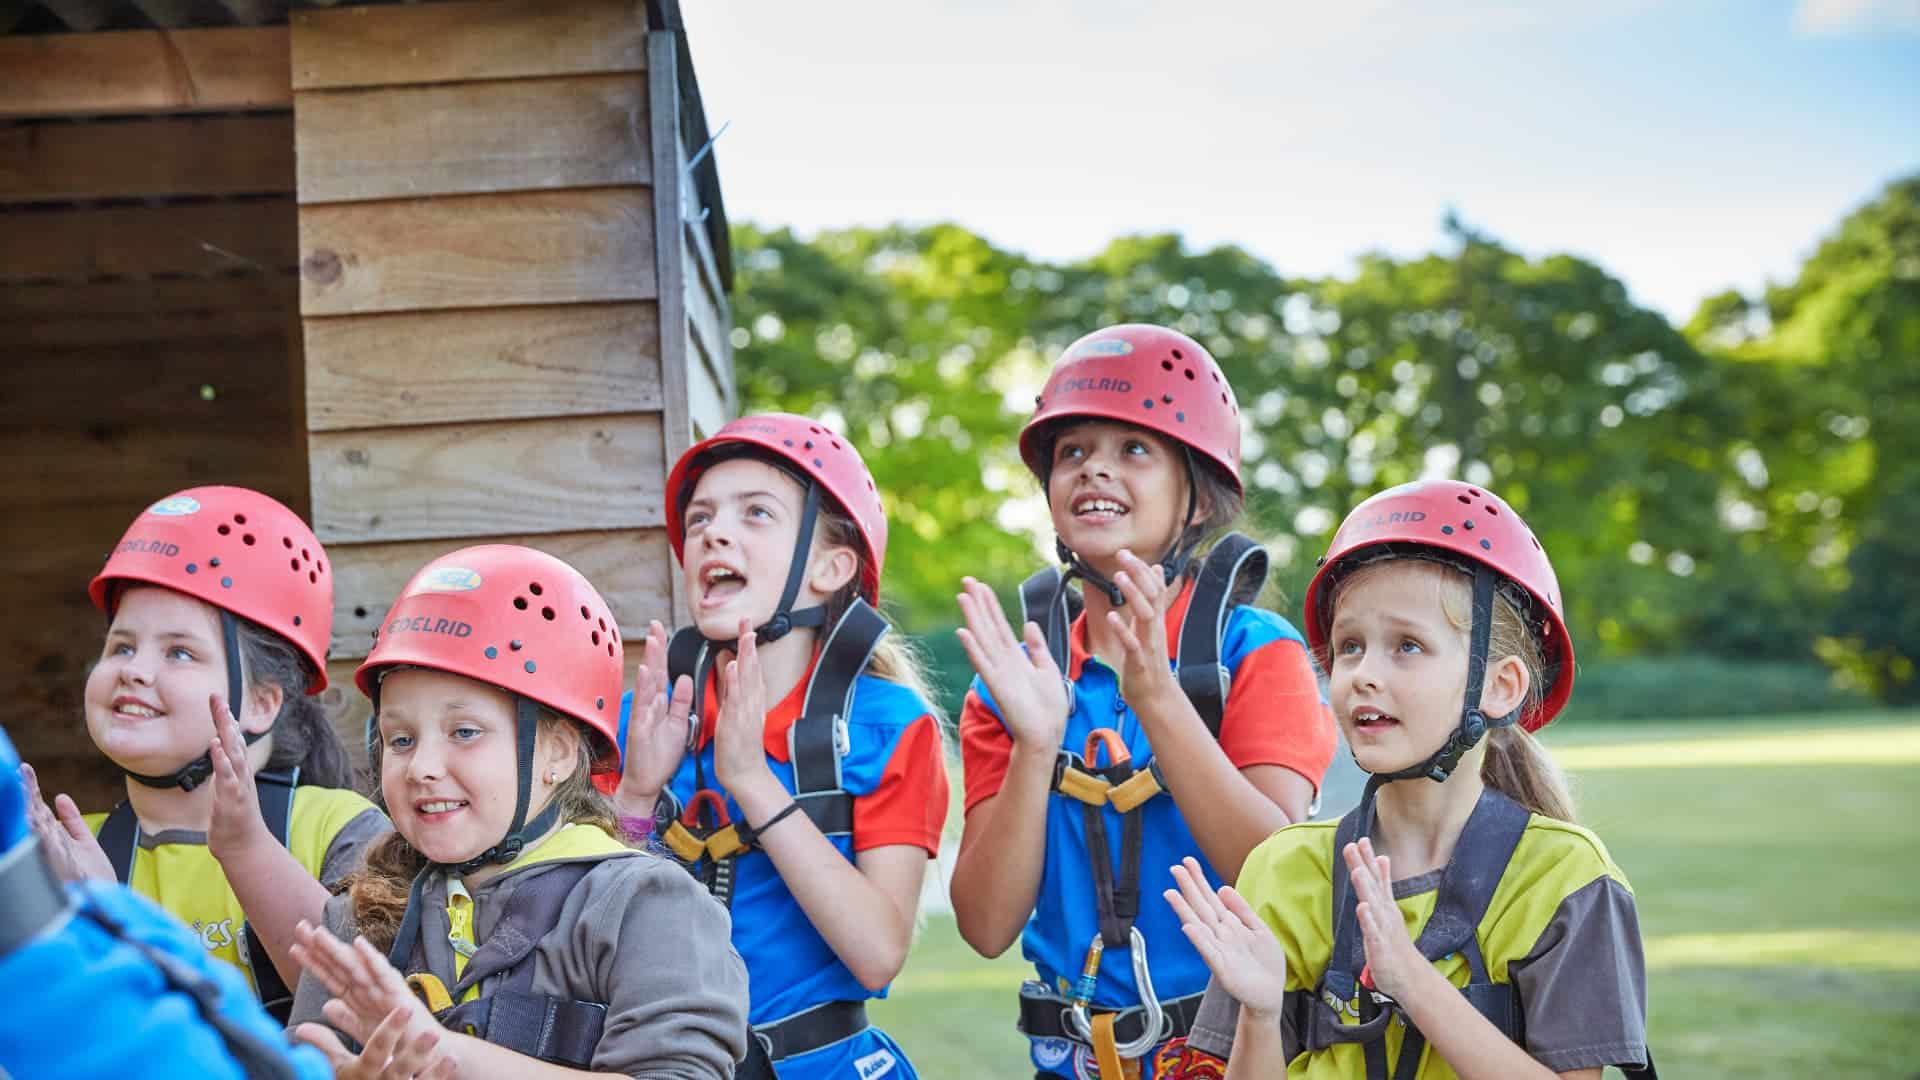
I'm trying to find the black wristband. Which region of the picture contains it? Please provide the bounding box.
[744,799,804,841]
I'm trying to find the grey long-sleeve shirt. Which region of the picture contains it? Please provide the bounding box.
[290,847,749,1078]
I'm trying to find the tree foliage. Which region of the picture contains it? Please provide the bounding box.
[727,175,1918,700]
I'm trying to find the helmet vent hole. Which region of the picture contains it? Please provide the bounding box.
[1184,368,1195,380]
[354,606,368,618]
[1467,488,1483,498]
[302,549,310,561]
[242,534,255,546]
[217,524,231,536]
[514,596,529,610]
[282,537,293,549]
[541,606,555,621]
[1172,349,1184,360]
[233,514,247,525]
[581,605,591,620]
[1457,494,1472,504]
[1161,360,1173,371]
[607,642,616,658]
[592,630,601,646]
[291,559,300,572]
[308,571,317,584]
[528,582,543,596]
[1486,505,1499,515]
[1220,392,1229,405]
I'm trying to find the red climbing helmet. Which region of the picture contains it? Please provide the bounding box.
[356,545,624,772]
[1019,324,1243,496]
[89,486,332,691]
[665,413,889,604]
[1303,480,1574,730]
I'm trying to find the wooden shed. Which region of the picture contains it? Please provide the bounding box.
[1,0,737,808]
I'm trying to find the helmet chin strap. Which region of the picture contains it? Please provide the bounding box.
[709,480,829,651]
[121,609,268,792]
[1054,447,1202,607]
[1358,563,1518,792]
[453,694,560,874]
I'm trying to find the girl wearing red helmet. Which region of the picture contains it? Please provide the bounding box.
[1165,481,1654,1079]
[609,413,951,1080]
[285,544,749,1077]
[951,325,1338,1078]
[19,486,387,1020]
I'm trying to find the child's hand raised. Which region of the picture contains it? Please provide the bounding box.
[18,760,114,882]
[955,576,1069,750]
[290,921,441,1059]
[295,1004,457,1080]
[1343,837,1422,1002]
[614,621,691,819]
[1106,550,1179,705]
[1164,856,1289,1020]
[206,694,274,864]
[712,620,774,795]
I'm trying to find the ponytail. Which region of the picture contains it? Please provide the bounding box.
[1481,725,1576,822]
[815,503,951,739]
[236,616,355,789]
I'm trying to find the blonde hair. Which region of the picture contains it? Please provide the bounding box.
[815,501,949,732]
[1340,556,1577,822]
[345,710,619,953]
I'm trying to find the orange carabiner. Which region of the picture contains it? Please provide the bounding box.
[680,788,732,829]
[1084,727,1131,769]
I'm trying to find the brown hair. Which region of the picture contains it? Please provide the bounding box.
[235,615,355,790]
[1339,557,1578,822]
[344,710,619,952]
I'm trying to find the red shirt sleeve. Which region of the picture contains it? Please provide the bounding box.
[1216,638,1338,790]
[852,714,950,854]
[957,688,1016,815]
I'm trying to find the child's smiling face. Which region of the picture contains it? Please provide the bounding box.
[1045,420,1194,577]
[375,667,575,871]
[85,586,240,775]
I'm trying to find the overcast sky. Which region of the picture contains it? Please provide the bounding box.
[679,0,1919,322]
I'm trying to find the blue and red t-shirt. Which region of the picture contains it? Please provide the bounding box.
[960,578,1337,1010]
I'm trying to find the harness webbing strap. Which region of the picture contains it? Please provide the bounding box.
[99,768,301,1018]
[1174,533,1266,738]
[393,861,607,1068]
[663,601,888,906]
[1309,783,1531,1077]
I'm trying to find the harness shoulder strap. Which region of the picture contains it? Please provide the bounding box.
[789,599,889,839]
[1410,788,1529,961]
[438,860,607,1068]
[99,801,138,885]
[243,767,300,1021]
[1019,565,1079,674]
[1174,533,1267,739]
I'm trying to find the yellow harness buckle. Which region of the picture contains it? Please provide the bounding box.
[705,823,751,860]
[405,972,454,1014]
[1055,765,1113,806]
[1107,767,1164,814]
[662,820,709,863]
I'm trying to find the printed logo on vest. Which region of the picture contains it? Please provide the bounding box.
[147,495,201,517]
[411,566,483,594]
[1032,1037,1073,1069]
[854,1048,897,1079]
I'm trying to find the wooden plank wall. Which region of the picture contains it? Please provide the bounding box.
[292,0,726,759]
[0,46,303,807]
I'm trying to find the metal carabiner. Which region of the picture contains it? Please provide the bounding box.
[1064,927,1168,1059]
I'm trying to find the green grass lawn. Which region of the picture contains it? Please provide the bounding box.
[871,710,1920,1078]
